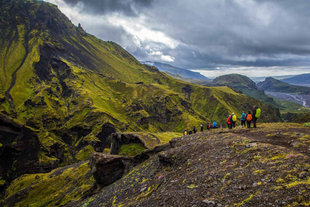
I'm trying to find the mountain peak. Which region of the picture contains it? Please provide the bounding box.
[213,73,257,90]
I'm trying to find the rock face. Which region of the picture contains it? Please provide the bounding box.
[0,115,40,192]
[96,123,116,151]
[90,153,132,186]
[90,141,173,187]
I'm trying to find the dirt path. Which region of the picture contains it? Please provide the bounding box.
[232,127,310,157]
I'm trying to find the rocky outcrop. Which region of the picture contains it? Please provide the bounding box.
[90,153,132,186]
[90,140,174,187]
[110,133,146,155]
[0,115,40,192]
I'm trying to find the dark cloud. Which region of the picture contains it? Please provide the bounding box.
[47,0,310,70]
[63,0,153,16]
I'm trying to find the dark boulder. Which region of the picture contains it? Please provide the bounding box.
[90,153,132,186]
[90,142,173,187]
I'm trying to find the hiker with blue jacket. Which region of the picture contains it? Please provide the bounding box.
[212,120,217,128]
[240,111,247,127]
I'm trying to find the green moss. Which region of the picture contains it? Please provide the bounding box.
[0,179,6,186]
[5,161,93,207]
[285,177,310,188]
[119,144,146,157]
[304,122,310,127]
[76,145,94,161]
[38,151,58,165]
[234,194,254,206]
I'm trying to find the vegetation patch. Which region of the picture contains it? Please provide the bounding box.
[119,144,146,157]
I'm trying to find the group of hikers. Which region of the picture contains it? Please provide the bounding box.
[183,106,261,136]
[183,120,218,135]
[227,106,261,129]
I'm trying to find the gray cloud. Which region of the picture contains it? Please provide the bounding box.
[46,0,310,70]
[63,0,153,16]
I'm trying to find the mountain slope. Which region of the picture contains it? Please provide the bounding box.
[144,61,209,81]
[0,0,281,192]
[211,74,278,107]
[257,77,310,95]
[257,77,310,107]
[282,73,310,86]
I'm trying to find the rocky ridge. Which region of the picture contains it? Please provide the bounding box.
[2,123,309,206]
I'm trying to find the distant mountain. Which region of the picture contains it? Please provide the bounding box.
[257,77,310,95]
[211,74,278,107]
[257,77,310,107]
[281,73,310,87]
[144,61,209,81]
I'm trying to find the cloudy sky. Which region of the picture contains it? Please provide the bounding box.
[45,0,310,77]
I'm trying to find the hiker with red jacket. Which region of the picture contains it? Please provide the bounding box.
[252,106,261,128]
[240,111,247,128]
[227,115,232,129]
[246,111,252,128]
[207,123,211,130]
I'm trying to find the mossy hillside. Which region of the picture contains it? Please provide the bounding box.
[0,0,281,183]
[3,161,93,207]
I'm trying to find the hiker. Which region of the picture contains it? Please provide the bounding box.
[207,123,211,130]
[193,126,197,134]
[227,115,232,129]
[246,111,252,128]
[212,120,217,128]
[200,124,204,132]
[189,130,192,135]
[252,106,261,128]
[240,111,247,127]
[183,130,188,136]
[231,112,237,128]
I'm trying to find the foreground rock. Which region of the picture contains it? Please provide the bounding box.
[90,142,172,187]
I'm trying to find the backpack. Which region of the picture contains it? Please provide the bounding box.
[227,116,231,124]
[247,114,252,121]
[208,124,211,129]
[232,114,237,122]
[241,113,246,120]
[255,108,261,118]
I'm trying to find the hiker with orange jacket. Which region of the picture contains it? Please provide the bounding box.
[246,111,252,128]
